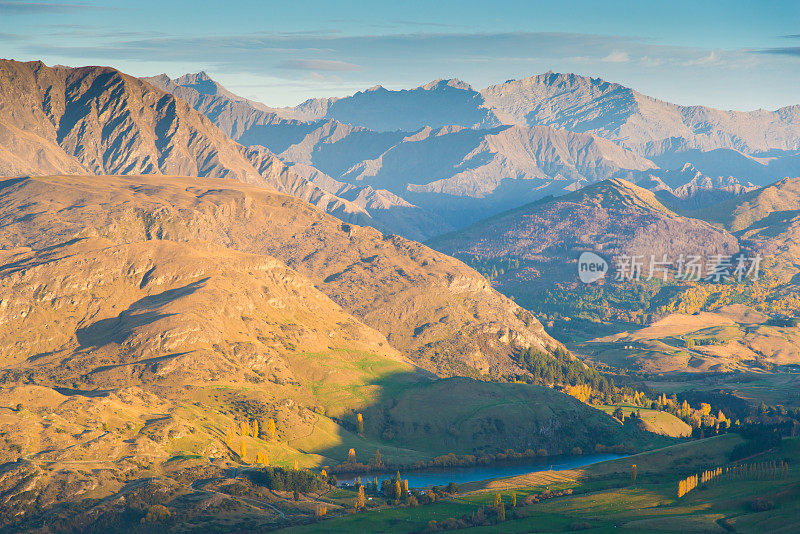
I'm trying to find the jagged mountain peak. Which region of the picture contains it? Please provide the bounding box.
[420,78,473,91]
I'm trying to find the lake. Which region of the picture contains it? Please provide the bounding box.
[337,453,625,488]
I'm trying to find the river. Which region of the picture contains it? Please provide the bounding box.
[337,453,625,488]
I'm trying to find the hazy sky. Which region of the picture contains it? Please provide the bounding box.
[1,0,799,109]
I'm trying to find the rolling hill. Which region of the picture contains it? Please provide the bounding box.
[431,178,739,289]
[0,174,559,378]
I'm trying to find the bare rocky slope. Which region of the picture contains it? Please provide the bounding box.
[149,73,660,228]
[0,174,559,378]
[481,72,800,157]
[152,70,797,233]
[0,59,379,229]
[694,177,800,281]
[143,72,451,240]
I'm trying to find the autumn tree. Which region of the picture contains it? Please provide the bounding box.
[252,419,259,438]
[613,406,625,422]
[266,418,276,441]
[348,448,356,462]
[356,413,364,435]
[631,464,637,483]
[356,484,366,509]
[394,472,403,503]
[240,440,246,461]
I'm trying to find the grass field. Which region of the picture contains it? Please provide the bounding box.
[281,434,800,533]
[593,404,692,437]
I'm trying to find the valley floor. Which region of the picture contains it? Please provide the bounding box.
[283,434,800,533]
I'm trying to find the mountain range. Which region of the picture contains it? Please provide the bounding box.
[148,71,799,235]
[1,56,799,532]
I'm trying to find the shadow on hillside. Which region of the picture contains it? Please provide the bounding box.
[75,279,206,348]
[311,370,668,470]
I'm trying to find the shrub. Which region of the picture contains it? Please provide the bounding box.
[750,498,775,512]
[141,505,171,524]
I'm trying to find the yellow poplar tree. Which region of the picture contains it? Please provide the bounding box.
[356,413,364,435]
[252,419,259,438]
[240,440,246,461]
[267,418,276,441]
[394,478,402,503]
[356,485,366,509]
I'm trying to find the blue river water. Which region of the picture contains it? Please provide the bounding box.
[337,453,625,488]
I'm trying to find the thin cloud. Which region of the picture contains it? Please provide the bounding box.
[278,59,361,72]
[757,46,800,57]
[0,1,111,13]
[601,51,630,63]
[685,51,720,65]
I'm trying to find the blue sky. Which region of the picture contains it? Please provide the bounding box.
[1,0,799,109]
